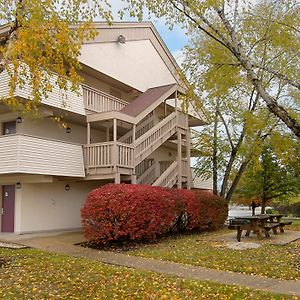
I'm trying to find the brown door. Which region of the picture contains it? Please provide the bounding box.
[1,185,15,232]
[2,121,16,135]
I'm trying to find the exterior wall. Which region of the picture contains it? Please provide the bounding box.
[191,169,213,190]
[0,70,85,115]
[80,40,177,92]
[148,146,177,162]
[15,181,101,233]
[0,111,106,144]
[0,134,85,177]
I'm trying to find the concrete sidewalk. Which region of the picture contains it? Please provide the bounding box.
[1,231,300,297]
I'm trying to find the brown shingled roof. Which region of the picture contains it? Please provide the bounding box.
[120,84,176,117]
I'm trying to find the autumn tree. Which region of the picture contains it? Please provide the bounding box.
[234,140,300,213]
[124,0,300,139]
[0,0,111,115]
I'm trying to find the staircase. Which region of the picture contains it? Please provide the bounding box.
[83,84,190,188]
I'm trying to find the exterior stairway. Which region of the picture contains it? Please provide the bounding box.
[83,84,190,188]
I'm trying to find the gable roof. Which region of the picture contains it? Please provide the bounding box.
[120,84,176,117]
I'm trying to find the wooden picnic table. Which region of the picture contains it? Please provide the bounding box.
[235,215,271,239]
[229,214,292,241]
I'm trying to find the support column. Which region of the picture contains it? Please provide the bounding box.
[177,129,182,189]
[186,129,191,190]
[132,124,136,184]
[87,122,90,144]
[131,175,137,184]
[114,173,120,184]
[174,90,178,112]
[113,118,118,174]
[132,124,136,143]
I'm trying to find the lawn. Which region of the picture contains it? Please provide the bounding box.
[0,247,294,300]
[127,229,300,280]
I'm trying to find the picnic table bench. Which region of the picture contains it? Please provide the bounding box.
[228,214,293,241]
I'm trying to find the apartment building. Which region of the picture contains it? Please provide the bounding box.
[0,22,207,233]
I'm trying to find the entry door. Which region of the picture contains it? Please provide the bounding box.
[1,185,15,232]
[3,121,16,135]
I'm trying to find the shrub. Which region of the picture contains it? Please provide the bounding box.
[81,184,228,245]
[81,184,178,244]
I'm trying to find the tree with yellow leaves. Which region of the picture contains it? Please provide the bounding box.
[124,0,300,139]
[0,0,111,115]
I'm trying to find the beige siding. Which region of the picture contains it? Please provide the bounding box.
[80,40,177,92]
[191,169,213,190]
[0,70,85,115]
[15,181,101,233]
[0,134,85,177]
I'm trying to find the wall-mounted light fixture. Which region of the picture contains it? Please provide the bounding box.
[66,127,71,134]
[65,184,70,191]
[117,34,126,44]
[16,182,21,189]
[168,152,172,157]
[16,117,23,124]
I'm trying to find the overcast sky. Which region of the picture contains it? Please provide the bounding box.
[109,0,187,62]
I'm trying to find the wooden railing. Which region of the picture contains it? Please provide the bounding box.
[83,142,134,174]
[137,162,157,185]
[153,161,178,188]
[83,142,113,168]
[119,112,155,144]
[159,161,173,174]
[134,112,177,159]
[117,143,134,168]
[83,85,128,113]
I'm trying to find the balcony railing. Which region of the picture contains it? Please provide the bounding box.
[83,142,134,175]
[82,85,128,113]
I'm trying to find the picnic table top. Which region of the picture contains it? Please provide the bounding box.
[234,214,283,220]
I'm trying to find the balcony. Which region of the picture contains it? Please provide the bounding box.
[0,134,85,177]
[0,70,128,116]
[83,142,134,176]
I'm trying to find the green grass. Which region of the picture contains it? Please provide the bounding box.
[127,230,300,280]
[289,219,300,231]
[0,248,293,300]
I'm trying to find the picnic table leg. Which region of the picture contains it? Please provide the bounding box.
[236,226,242,242]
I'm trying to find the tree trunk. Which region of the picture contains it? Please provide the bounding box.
[225,160,249,201]
[260,198,267,214]
[220,149,237,198]
[212,99,219,195]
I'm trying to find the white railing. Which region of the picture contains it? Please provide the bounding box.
[83,142,134,173]
[119,112,155,144]
[153,161,178,188]
[83,85,128,113]
[117,143,134,168]
[83,142,113,168]
[134,112,177,159]
[135,159,154,176]
[137,162,157,185]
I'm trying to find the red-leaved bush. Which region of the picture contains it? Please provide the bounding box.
[81,184,228,245]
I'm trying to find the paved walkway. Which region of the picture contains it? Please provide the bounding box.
[1,231,300,297]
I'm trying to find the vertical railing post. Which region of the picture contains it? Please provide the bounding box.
[177,129,182,189]
[186,128,191,189]
[113,118,118,175]
[87,122,90,145]
[132,123,136,184]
